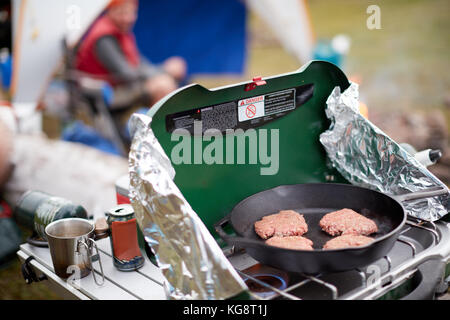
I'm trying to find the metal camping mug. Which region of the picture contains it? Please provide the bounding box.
[45,218,105,286]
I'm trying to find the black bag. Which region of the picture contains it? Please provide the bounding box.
[0,217,22,268]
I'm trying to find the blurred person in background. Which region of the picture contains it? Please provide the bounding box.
[75,0,187,109]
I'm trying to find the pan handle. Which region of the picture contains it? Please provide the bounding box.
[214,215,265,248]
[392,186,448,203]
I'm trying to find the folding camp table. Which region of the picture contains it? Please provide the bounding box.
[16,238,166,300]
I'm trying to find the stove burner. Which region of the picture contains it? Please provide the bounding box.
[240,264,290,298]
[244,273,288,298]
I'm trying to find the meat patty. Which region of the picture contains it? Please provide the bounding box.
[323,234,374,250]
[319,208,378,236]
[254,210,308,239]
[265,236,314,250]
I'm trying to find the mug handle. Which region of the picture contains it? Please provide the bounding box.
[78,239,105,286]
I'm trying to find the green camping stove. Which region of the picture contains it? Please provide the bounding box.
[134,61,449,300]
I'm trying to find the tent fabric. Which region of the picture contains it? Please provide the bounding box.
[133,0,247,76]
[11,0,109,104]
[245,0,314,64]
[0,54,11,90]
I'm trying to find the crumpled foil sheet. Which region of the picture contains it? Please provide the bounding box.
[128,113,247,300]
[320,83,449,221]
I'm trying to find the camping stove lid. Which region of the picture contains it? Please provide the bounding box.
[146,61,350,235]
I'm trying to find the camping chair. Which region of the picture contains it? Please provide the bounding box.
[61,39,130,156]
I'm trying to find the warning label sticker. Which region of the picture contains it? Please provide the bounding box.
[238,95,265,122]
[166,85,311,134]
[265,88,296,116]
[237,88,296,122]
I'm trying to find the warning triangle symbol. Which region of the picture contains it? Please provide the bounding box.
[240,101,245,106]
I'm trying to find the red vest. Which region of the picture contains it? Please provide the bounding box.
[75,15,140,84]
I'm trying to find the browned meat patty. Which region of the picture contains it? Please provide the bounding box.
[254,210,308,239]
[265,236,314,250]
[323,234,374,250]
[319,208,378,236]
